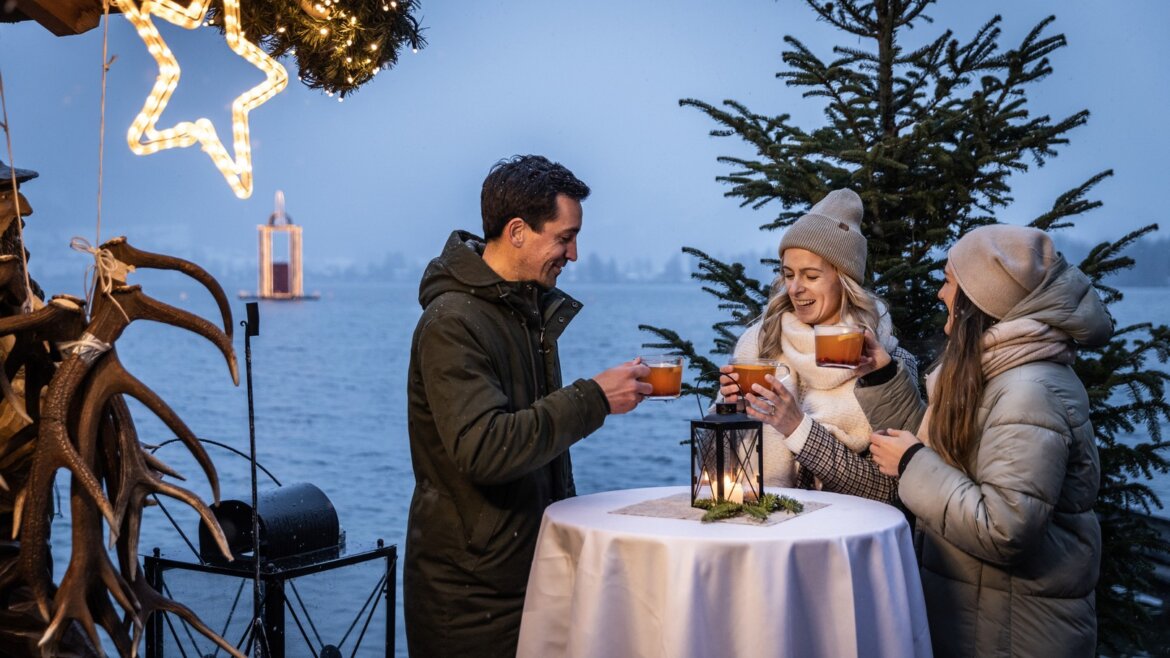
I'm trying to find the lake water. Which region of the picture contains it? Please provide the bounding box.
[37,275,1168,656]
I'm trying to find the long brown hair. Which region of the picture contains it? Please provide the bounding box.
[757,270,883,359]
[928,288,997,472]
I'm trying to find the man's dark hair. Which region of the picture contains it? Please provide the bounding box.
[481,155,590,239]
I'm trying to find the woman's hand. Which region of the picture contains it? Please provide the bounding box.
[718,365,741,403]
[742,374,804,436]
[854,328,892,377]
[870,429,921,477]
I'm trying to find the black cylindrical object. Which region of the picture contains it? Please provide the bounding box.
[199,482,340,562]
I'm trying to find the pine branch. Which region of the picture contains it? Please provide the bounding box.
[694,493,805,522]
[1031,170,1112,231]
[803,0,875,37]
[207,0,426,97]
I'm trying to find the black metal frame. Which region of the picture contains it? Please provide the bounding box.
[144,541,397,657]
[690,406,764,506]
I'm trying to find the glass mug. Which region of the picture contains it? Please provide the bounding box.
[814,324,865,368]
[637,354,684,400]
[727,357,791,397]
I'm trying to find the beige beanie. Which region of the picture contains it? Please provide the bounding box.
[948,224,1056,320]
[778,189,867,282]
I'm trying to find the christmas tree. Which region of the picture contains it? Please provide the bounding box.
[641,1,1170,651]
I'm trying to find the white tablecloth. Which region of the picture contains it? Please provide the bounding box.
[517,486,930,658]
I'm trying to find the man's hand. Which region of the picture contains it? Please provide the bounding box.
[593,358,653,414]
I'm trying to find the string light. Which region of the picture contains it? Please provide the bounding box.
[114,0,289,199]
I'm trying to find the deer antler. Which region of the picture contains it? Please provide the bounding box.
[100,237,234,340]
[0,238,244,655]
[78,356,232,568]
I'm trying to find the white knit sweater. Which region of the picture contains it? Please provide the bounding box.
[732,310,898,487]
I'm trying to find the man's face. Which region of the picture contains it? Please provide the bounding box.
[517,194,582,288]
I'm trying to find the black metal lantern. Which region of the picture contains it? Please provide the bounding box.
[691,402,764,506]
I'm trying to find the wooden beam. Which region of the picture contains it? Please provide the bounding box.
[12,0,108,36]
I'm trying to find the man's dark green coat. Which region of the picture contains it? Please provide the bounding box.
[404,231,609,656]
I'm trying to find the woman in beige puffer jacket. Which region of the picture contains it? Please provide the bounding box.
[861,225,1112,657]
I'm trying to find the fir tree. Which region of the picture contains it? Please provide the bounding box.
[640,0,1170,651]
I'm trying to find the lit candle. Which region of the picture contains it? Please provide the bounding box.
[724,476,744,505]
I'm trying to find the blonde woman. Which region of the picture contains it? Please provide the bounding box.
[720,188,916,503]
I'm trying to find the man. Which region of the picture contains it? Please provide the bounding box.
[404,154,652,656]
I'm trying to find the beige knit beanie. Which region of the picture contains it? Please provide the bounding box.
[778,189,867,282]
[948,224,1056,320]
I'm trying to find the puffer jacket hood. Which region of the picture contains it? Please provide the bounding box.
[1000,254,1113,348]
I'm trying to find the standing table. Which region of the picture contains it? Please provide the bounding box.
[517,486,929,658]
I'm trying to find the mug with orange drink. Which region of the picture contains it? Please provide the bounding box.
[727,358,791,398]
[637,355,684,400]
[813,324,865,368]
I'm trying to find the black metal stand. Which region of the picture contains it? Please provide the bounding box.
[145,542,397,657]
[142,301,397,657]
[241,301,267,657]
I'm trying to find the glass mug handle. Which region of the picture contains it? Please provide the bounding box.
[773,364,792,386]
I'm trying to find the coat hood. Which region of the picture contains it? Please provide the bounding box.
[418,230,581,332]
[999,254,1113,348]
[418,230,505,308]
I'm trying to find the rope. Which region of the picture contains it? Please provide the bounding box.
[0,70,36,314]
[69,237,133,324]
[97,0,115,246]
[58,331,112,365]
[69,1,125,325]
[0,72,40,430]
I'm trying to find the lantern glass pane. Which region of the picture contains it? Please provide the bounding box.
[690,421,764,506]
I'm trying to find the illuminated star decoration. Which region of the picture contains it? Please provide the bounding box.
[113,0,289,199]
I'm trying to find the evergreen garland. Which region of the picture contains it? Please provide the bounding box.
[645,0,1170,651]
[208,0,426,97]
[693,493,805,523]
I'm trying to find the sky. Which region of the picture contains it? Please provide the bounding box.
[1,0,1167,281]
